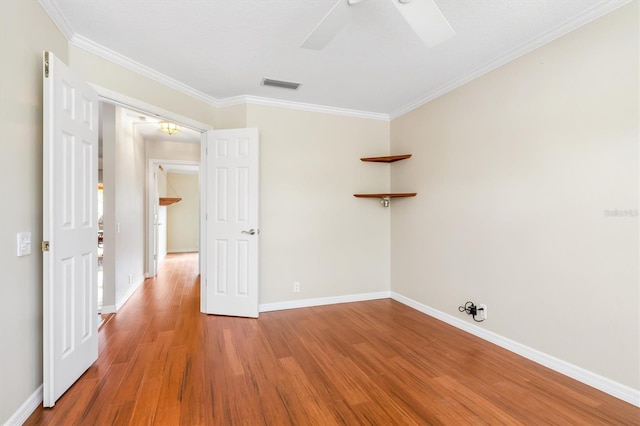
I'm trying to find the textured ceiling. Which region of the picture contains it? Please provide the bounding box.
[44,0,630,117]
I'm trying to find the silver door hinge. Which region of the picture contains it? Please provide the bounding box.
[41,241,50,252]
[44,52,50,78]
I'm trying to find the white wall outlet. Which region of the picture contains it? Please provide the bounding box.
[128,274,133,284]
[478,304,488,320]
[16,232,32,257]
[293,281,300,293]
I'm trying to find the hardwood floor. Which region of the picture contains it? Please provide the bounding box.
[26,253,639,425]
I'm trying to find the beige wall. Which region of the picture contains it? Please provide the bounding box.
[215,103,247,129]
[146,139,201,163]
[390,2,639,390]
[246,104,391,303]
[68,46,218,128]
[167,173,200,251]
[0,0,69,422]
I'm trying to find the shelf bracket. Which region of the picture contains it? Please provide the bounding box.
[381,197,390,207]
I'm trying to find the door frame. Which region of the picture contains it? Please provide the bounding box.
[94,85,212,312]
[147,159,200,278]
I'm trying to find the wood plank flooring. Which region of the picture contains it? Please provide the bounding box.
[26,253,640,425]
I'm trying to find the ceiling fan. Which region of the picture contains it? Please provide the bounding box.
[301,0,455,50]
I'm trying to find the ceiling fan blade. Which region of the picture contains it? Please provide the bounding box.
[301,0,352,50]
[393,0,455,48]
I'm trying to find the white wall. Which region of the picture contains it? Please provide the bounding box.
[246,104,391,303]
[113,107,147,308]
[390,2,639,391]
[0,1,69,422]
[101,105,147,311]
[167,172,200,252]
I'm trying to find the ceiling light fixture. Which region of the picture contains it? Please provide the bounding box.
[159,121,180,135]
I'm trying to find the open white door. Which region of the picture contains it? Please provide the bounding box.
[206,128,259,318]
[43,51,99,407]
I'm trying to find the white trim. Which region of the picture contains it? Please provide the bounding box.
[94,85,212,132]
[3,385,42,426]
[72,35,220,107]
[115,278,146,311]
[167,248,199,253]
[390,292,640,408]
[259,291,391,313]
[389,0,634,119]
[200,132,208,313]
[231,95,390,121]
[38,0,74,40]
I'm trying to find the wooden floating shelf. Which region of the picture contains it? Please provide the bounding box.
[353,193,417,199]
[360,154,412,163]
[159,197,182,206]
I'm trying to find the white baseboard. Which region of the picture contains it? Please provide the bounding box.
[3,385,42,426]
[390,292,640,408]
[259,291,391,313]
[115,278,145,311]
[9,291,636,426]
[167,248,198,253]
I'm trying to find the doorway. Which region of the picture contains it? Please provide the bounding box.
[148,160,201,278]
[97,100,205,313]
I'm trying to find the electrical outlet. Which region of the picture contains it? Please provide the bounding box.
[478,304,487,320]
[293,281,300,293]
[128,274,133,284]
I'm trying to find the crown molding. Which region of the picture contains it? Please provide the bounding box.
[242,96,390,121]
[70,36,389,120]
[389,0,634,120]
[70,34,221,107]
[39,0,74,40]
[39,0,389,121]
[39,0,630,122]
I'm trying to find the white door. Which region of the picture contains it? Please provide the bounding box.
[206,128,259,318]
[42,51,99,407]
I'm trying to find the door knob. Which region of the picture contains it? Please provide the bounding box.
[241,229,259,235]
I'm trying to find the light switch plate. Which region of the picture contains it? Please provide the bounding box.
[17,232,32,256]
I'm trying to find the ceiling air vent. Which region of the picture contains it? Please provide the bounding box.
[261,78,301,90]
